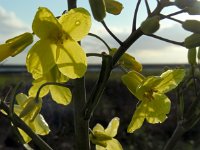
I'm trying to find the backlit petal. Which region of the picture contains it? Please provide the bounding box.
[57,39,87,79]
[32,7,62,39]
[26,40,56,79]
[59,8,91,41]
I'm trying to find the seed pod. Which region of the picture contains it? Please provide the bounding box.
[89,0,106,22]
[187,48,197,65]
[182,20,200,33]
[140,16,160,34]
[184,33,200,49]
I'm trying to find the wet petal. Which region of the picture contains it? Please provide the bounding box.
[59,8,91,41]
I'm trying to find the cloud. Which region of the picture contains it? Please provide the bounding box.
[82,22,190,64]
[0,6,31,43]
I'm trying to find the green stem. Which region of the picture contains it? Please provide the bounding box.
[83,53,113,120]
[132,0,142,31]
[101,21,123,45]
[163,122,185,150]
[0,102,53,150]
[73,77,90,150]
[146,34,184,46]
[67,1,90,150]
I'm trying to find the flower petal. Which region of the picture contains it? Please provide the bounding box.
[106,139,123,150]
[32,7,62,39]
[121,71,144,96]
[145,93,171,124]
[59,8,91,41]
[57,39,87,79]
[16,93,29,106]
[105,117,120,137]
[26,40,56,79]
[127,102,146,133]
[155,69,185,93]
[49,85,72,105]
[29,77,50,98]
[33,114,50,135]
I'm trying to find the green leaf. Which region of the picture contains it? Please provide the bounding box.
[59,8,91,41]
[105,117,120,137]
[154,69,185,93]
[49,85,72,105]
[105,0,123,15]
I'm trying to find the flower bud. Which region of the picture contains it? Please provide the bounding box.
[140,16,160,34]
[187,2,200,15]
[0,32,33,61]
[105,0,123,15]
[89,0,106,22]
[187,48,197,65]
[182,20,200,33]
[184,33,200,49]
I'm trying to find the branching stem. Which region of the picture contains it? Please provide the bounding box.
[101,21,123,45]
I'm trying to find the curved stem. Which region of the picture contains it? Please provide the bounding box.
[132,0,142,31]
[146,34,184,47]
[35,82,71,101]
[101,21,123,45]
[145,0,151,15]
[88,33,111,51]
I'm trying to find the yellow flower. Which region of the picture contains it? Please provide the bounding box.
[29,66,72,105]
[90,117,123,150]
[0,32,33,62]
[26,7,91,80]
[122,69,185,133]
[1,93,50,143]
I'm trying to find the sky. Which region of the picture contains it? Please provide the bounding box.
[0,0,200,65]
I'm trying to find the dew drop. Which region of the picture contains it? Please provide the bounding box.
[75,21,80,25]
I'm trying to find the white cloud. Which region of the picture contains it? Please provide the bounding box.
[0,6,31,43]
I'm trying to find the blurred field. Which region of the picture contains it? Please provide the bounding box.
[1,64,200,150]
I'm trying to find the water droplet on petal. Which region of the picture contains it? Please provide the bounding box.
[75,21,80,25]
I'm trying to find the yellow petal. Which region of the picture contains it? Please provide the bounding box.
[49,85,72,105]
[26,40,56,79]
[57,39,87,79]
[32,7,62,39]
[29,78,50,98]
[106,139,123,150]
[59,8,91,41]
[105,117,120,137]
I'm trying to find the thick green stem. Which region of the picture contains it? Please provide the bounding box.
[73,77,90,150]
[163,123,185,150]
[67,1,90,150]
